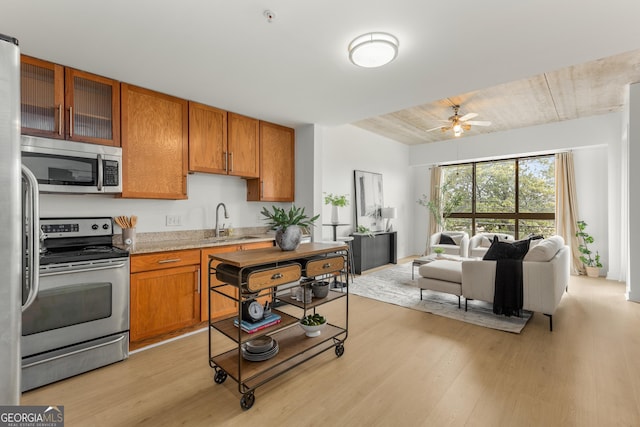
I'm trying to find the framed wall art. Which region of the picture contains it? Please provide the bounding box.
[353,170,384,232]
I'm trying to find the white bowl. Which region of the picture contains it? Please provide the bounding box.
[299,321,326,337]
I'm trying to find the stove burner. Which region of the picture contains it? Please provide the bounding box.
[40,245,129,266]
[83,246,116,253]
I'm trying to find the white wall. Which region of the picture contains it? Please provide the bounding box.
[408,113,620,273]
[319,125,411,258]
[39,169,289,233]
[628,83,640,302]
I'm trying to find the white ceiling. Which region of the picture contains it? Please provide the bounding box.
[3,1,640,142]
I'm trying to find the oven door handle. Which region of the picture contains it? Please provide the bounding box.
[40,262,129,277]
[22,165,40,312]
[22,334,127,369]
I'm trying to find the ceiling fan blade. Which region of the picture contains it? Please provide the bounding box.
[466,120,492,126]
[459,112,478,122]
[426,126,445,132]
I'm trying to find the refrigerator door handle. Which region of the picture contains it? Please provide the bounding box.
[21,165,40,311]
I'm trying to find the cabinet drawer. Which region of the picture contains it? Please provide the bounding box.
[216,263,301,292]
[304,256,344,277]
[132,249,201,273]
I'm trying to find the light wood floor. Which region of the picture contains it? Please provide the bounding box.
[21,266,640,426]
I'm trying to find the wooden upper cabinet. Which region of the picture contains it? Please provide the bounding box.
[121,83,188,199]
[247,121,295,202]
[188,102,227,174]
[20,55,120,146]
[227,112,259,178]
[188,105,259,178]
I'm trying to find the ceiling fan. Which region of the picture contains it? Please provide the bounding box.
[427,105,492,137]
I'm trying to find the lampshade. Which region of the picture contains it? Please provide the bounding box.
[381,207,397,219]
[348,32,399,68]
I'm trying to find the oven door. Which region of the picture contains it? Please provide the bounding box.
[21,257,130,358]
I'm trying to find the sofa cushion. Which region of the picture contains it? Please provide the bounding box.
[419,260,463,283]
[439,234,457,245]
[523,235,564,262]
[480,236,492,247]
[483,236,530,260]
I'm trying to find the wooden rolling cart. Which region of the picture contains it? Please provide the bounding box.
[207,242,349,410]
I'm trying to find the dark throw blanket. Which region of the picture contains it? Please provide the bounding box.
[493,258,523,316]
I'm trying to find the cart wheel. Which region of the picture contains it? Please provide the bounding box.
[214,369,227,384]
[335,344,345,357]
[240,391,255,410]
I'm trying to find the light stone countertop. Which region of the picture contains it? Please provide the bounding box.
[113,227,276,255]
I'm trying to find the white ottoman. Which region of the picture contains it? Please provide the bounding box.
[417,260,463,308]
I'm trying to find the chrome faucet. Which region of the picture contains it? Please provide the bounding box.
[215,203,229,237]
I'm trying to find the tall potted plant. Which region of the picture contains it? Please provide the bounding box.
[576,220,603,277]
[261,205,319,251]
[324,193,349,224]
[417,181,463,231]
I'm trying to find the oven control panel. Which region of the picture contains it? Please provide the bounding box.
[41,217,114,239]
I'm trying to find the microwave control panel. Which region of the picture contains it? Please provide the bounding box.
[103,160,120,186]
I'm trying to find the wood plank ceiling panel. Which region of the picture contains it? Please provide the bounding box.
[353,48,640,145]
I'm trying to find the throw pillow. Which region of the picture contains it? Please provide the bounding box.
[483,236,531,260]
[439,234,457,245]
[480,236,492,248]
[523,235,564,262]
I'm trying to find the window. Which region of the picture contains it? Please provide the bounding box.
[441,155,555,238]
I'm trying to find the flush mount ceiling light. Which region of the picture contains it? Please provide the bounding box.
[348,32,399,68]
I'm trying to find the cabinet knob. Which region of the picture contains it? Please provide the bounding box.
[271,273,283,280]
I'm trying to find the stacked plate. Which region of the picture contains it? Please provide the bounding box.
[242,336,279,362]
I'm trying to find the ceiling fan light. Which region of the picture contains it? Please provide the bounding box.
[453,123,462,133]
[348,32,399,68]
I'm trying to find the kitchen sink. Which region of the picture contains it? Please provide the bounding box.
[204,235,263,243]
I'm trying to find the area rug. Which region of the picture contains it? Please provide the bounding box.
[349,263,532,333]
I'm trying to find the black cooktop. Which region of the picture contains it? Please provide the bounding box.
[40,246,129,265]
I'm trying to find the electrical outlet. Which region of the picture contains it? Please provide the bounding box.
[166,215,183,226]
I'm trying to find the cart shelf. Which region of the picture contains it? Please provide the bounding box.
[207,242,349,410]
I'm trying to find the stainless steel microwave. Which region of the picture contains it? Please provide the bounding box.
[21,136,122,194]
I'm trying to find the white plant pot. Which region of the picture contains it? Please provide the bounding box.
[331,205,339,224]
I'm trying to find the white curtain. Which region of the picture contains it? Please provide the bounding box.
[426,166,442,254]
[555,152,582,275]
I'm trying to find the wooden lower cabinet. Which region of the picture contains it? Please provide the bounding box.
[200,241,274,321]
[130,250,201,342]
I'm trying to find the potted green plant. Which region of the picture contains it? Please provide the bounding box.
[260,205,319,251]
[417,181,464,231]
[576,220,603,277]
[433,247,445,258]
[324,193,349,224]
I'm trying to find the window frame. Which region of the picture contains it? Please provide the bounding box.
[443,155,555,238]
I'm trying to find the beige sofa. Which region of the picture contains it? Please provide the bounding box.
[461,236,570,330]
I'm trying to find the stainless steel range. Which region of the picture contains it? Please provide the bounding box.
[21,217,130,391]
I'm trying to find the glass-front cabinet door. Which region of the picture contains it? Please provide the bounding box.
[20,55,65,139]
[65,68,120,146]
[20,55,120,147]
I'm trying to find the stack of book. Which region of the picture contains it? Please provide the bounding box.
[234,313,281,334]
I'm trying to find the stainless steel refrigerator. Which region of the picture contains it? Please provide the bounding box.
[0,32,22,404]
[0,33,40,404]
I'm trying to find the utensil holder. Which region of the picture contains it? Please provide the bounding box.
[122,228,136,249]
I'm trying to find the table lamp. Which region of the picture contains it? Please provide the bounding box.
[381,207,397,232]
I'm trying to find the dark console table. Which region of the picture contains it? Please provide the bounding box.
[350,231,397,274]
